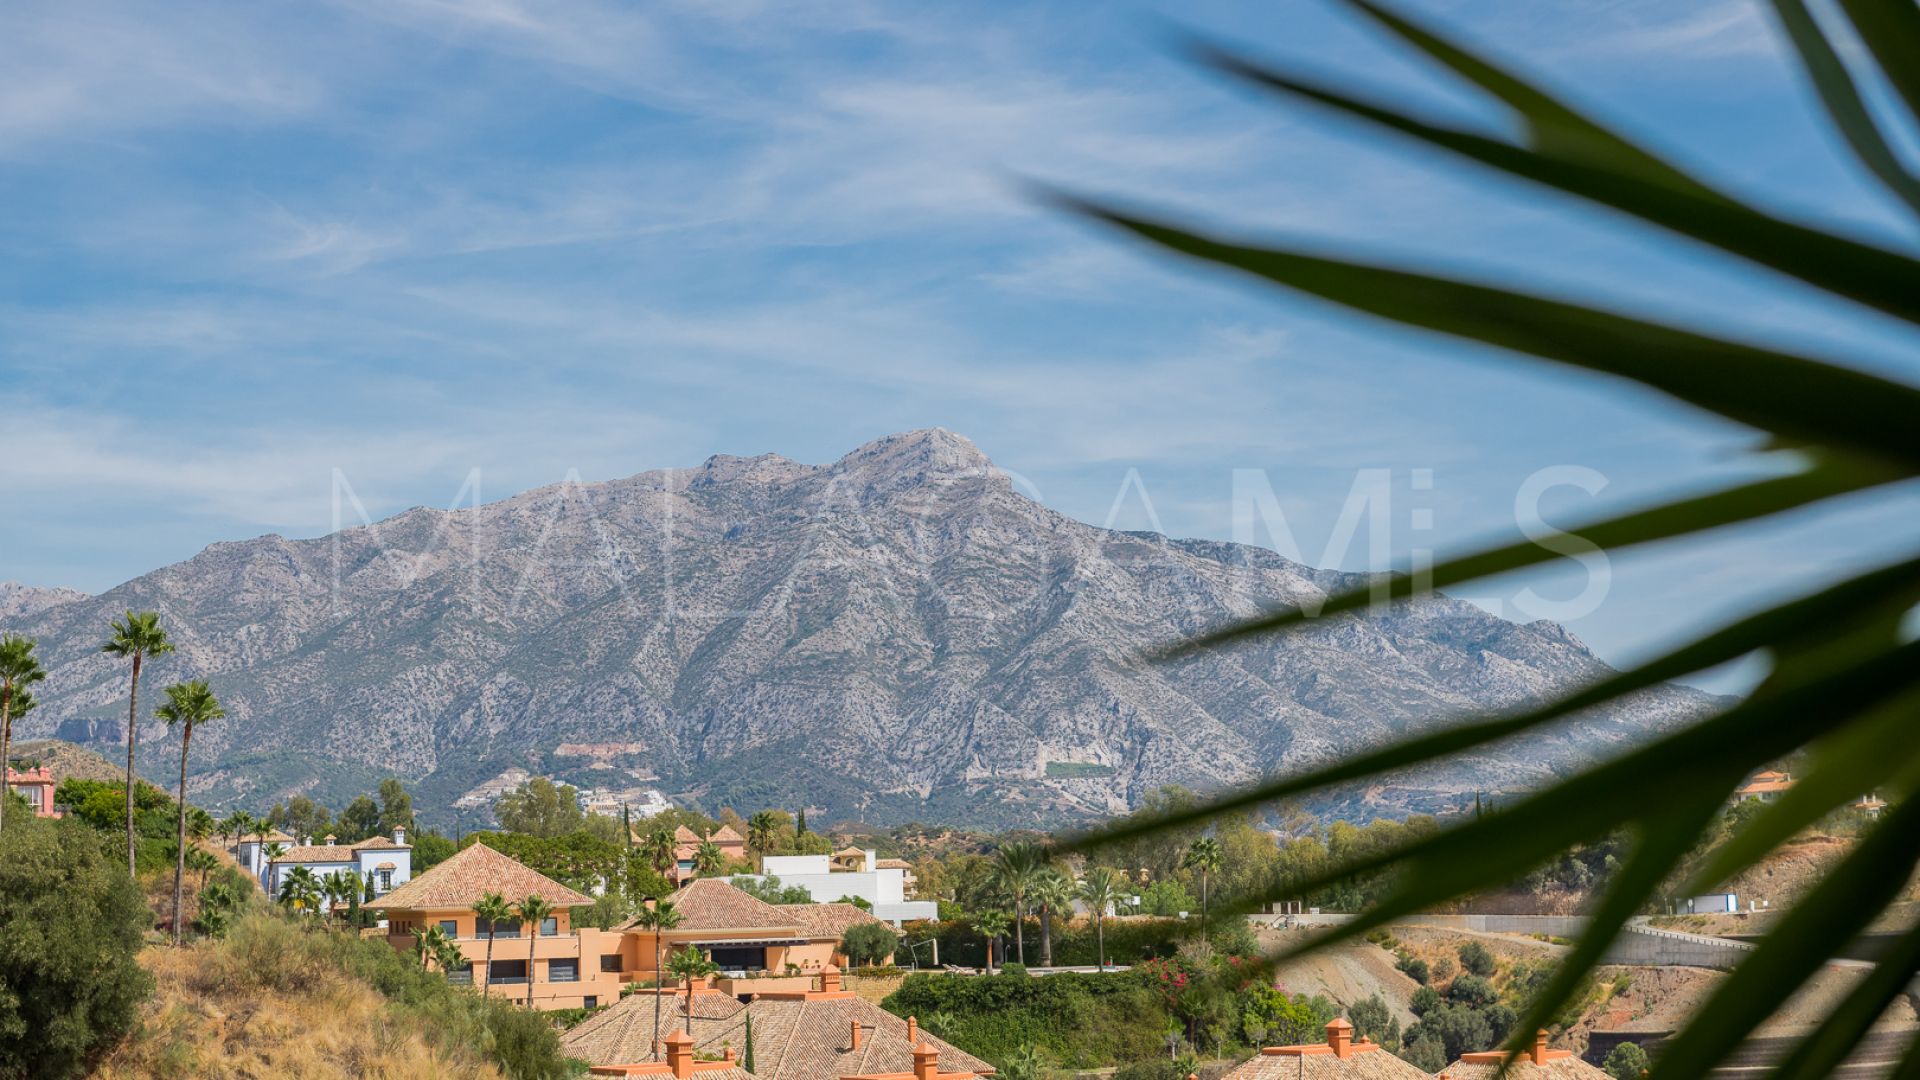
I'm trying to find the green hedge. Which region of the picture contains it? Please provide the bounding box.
[881,969,1169,1068]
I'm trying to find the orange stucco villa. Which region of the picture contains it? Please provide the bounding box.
[374,844,896,1011]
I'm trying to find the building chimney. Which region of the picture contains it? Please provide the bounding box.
[1531,1029,1550,1065]
[665,1030,695,1079]
[723,1048,737,1064]
[394,825,407,845]
[906,1016,918,1043]
[821,966,842,994]
[324,834,337,846]
[850,1020,863,1051]
[1326,1018,1353,1059]
[912,1042,939,1080]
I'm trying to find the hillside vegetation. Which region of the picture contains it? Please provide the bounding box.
[94,914,573,1080]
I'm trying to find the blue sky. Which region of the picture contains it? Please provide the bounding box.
[2,0,1916,689]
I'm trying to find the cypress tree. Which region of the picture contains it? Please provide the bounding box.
[796,808,807,835]
[743,1008,755,1073]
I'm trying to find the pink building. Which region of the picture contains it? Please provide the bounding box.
[5,766,61,818]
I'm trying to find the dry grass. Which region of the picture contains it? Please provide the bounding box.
[92,921,506,1080]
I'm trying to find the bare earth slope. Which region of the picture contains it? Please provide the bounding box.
[7,430,1718,826]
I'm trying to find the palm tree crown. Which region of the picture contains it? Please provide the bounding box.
[989,841,1047,965]
[0,634,47,835]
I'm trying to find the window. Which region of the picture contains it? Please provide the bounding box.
[446,963,473,985]
[478,918,521,939]
[378,869,393,891]
[548,958,579,983]
[540,916,558,936]
[488,960,529,985]
[438,920,458,936]
[583,996,598,1009]
[600,954,622,973]
[708,946,766,972]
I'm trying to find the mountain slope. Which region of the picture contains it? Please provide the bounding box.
[6,430,1717,826]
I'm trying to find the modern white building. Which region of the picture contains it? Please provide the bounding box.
[235,826,414,912]
[754,848,937,925]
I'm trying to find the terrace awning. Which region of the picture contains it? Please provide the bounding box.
[684,938,806,948]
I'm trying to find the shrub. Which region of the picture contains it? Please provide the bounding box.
[1348,995,1392,1042]
[1397,955,1430,984]
[0,816,154,1080]
[842,922,902,967]
[1409,986,1442,1017]
[1458,941,1496,977]
[1409,1003,1492,1061]
[1604,1041,1650,1080]
[882,969,1168,1068]
[1211,920,1259,959]
[1448,973,1498,1008]
[1432,956,1455,981]
[1402,1034,1447,1072]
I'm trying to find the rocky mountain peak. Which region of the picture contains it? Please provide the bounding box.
[3,431,1718,828]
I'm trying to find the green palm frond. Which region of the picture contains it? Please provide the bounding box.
[1055,2,1920,1075]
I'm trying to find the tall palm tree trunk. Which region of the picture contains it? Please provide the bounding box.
[482,933,495,1000]
[1040,905,1053,968]
[1014,905,1025,965]
[1095,914,1105,970]
[652,937,665,1057]
[172,721,192,945]
[1200,871,1209,925]
[527,929,539,1009]
[124,652,143,877]
[0,688,14,834]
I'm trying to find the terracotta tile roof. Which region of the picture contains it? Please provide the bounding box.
[371,842,592,910]
[564,990,747,1065]
[874,859,912,871]
[1443,1056,1611,1079]
[675,826,703,843]
[833,846,866,858]
[563,991,993,1080]
[636,879,801,934]
[711,825,745,845]
[354,835,411,850]
[275,844,362,864]
[243,829,297,843]
[786,903,885,942]
[1219,1046,1430,1080]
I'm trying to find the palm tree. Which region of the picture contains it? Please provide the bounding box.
[279,866,321,915]
[516,894,555,1009]
[323,873,357,925]
[692,838,726,877]
[746,810,781,865]
[1030,868,1075,968]
[156,679,224,945]
[102,610,173,876]
[0,634,46,835]
[975,910,1010,974]
[665,946,718,1018]
[631,899,684,1053]
[640,826,677,879]
[415,923,455,971]
[472,891,513,1001]
[186,846,220,891]
[1182,837,1224,928]
[990,842,1045,965]
[1078,868,1123,971]
[262,840,286,891]
[216,811,246,853]
[1057,4,1920,1071]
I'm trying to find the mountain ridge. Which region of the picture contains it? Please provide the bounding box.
[4,429,1719,828]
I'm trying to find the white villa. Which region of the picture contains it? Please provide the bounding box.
[755,848,937,924]
[235,825,414,910]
